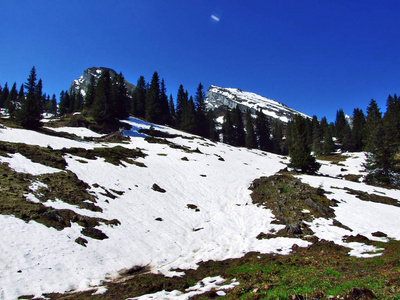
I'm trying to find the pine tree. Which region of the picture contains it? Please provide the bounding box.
[245,109,257,149]
[175,84,186,127]
[74,90,84,112]
[322,127,335,156]
[17,67,42,128]
[168,94,176,126]
[311,115,323,156]
[131,76,146,118]
[194,82,207,137]
[207,110,217,141]
[383,94,400,150]
[222,109,234,145]
[112,72,129,119]
[364,99,382,152]
[181,96,196,133]
[159,78,171,125]
[334,109,347,143]
[0,83,9,109]
[289,115,321,174]
[271,120,283,154]
[351,108,366,151]
[91,69,113,122]
[145,72,161,123]
[232,105,245,147]
[84,75,96,112]
[50,94,57,115]
[5,82,18,116]
[255,109,272,151]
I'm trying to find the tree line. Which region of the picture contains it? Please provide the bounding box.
[0,67,399,185]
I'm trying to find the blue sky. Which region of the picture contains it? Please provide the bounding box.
[1,0,399,122]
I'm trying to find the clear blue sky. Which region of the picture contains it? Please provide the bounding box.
[1,0,399,122]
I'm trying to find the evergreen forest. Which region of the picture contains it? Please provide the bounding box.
[0,67,399,186]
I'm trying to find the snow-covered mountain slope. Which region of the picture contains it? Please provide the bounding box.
[206,85,310,123]
[1,119,400,299]
[69,67,136,96]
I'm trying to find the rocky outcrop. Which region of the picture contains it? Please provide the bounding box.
[205,85,310,123]
[69,67,135,96]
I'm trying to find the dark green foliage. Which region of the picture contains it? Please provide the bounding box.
[233,106,246,147]
[195,82,208,136]
[16,66,42,129]
[0,83,9,108]
[84,75,96,112]
[351,108,366,151]
[112,72,130,119]
[181,96,196,133]
[206,109,217,141]
[322,126,335,156]
[271,120,284,154]
[311,115,323,156]
[168,94,176,125]
[383,94,400,150]
[255,109,272,151]
[364,99,382,152]
[91,69,113,122]
[245,110,257,149]
[289,115,320,174]
[222,109,234,144]
[145,72,161,123]
[4,82,18,116]
[175,84,186,127]
[131,76,146,118]
[159,79,171,125]
[334,109,348,143]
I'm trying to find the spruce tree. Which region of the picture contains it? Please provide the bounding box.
[145,72,161,123]
[91,69,112,122]
[168,94,176,126]
[233,105,245,147]
[322,127,335,156]
[383,94,400,150]
[131,76,146,118]
[84,75,96,112]
[181,96,196,133]
[50,94,57,115]
[207,110,217,141]
[0,83,9,109]
[5,82,18,116]
[222,109,234,145]
[112,72,129,119]
[289,115,320,174]
[245,109,257,149]
[364,99,382,152]
[159,78,171,125]
[175,84,186,127]
[255,109,272,151]
[17,66,42,128]
[311,115,323,156]
[271,120,283,154]
[351,108,366,151]
[194,82,207,137]
[334,109,347,143]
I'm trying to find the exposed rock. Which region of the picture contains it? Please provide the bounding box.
[69,67,135,96]
[205,85,310,124]
[344,287,376,299]
[152,183,166,193]
[81,227,108,240]
[75,237,88,247]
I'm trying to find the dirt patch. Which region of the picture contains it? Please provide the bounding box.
[344,187,400,207]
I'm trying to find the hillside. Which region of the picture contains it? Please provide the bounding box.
[1,117,400,299]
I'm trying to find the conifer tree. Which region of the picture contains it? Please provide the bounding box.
[131,76,146,118]
[50,94,57,115]
[334,109,347,143]
[91,69,112,122]
[168,94,176,125]
[17,66,42,128]
[74,90,84,112]
[245,109,257,149]
[255,109,272,151]
[5,82,18,116]
[159,78,171,125]
[289,115,320,174]
[322,127,335,156]
[207,110,217,141]
[0,83,9,109]
[364,99,382,152]
[351,108,366,151]
[181,96,196,133]
[84,75,96,112]
[194,82,207,137]
[271,120,283,154]
[145,72,161,123]
[233,105,245,147]
[222,109,234,145]
[112,72,129,119]
[383,94,400,149]
[311,115,323,156]
[175,84,186,127]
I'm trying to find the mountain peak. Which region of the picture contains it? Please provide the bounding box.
[206,85,310,123]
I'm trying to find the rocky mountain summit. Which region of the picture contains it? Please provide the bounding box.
[69,67,136,96]
[205,85,310,123]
